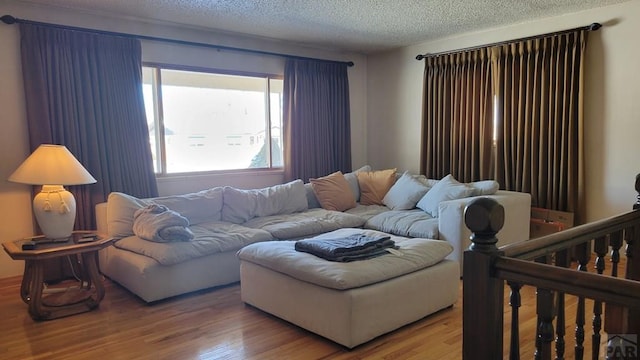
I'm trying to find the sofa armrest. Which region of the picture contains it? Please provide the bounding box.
[96,202,108,236]
[437,190,531,273]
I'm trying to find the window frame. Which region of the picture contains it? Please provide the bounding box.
[142,62,285,177]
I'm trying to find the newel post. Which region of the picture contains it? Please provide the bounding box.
[463,197,506,360]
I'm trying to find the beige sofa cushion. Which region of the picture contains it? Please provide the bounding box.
[153,187,224,225]
[365,209,439,239]
[242,208,366,239]
[237,228,452,290]
[114,220,274,265]
[222,180,308,223]
[107,192,149,239]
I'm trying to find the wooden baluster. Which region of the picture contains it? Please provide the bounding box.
[610,231,623,278]
[592,236,608,360]
[463,198,505,360]
[534,256,546,359]
[555,250,570,360]
[625,223,640,334]
[574,241,591,360]
[508,281,522,360]
[535,286,555,360]
[605,174,640,355]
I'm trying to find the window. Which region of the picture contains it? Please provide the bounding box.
[142,65,284,174]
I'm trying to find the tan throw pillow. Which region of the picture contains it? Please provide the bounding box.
[310,171,357,211]
[357,168,397,205]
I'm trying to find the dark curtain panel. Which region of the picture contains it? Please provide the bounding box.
[283,59,351,182]
[492,30,587,222]
[20,23,158,230]
[420,49,494,182]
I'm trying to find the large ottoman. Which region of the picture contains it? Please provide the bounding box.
[237,228,459,348]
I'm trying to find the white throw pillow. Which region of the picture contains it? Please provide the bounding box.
[382,171,431,210]
[416,174,473,217]
[468,180,500,196]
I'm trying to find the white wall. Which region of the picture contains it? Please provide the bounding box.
[367,1,640,223]
[0,0,367,278]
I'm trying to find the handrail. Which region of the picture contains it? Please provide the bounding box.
[500,210,640,260]
[462,178,640,359]
[494,257,640,308]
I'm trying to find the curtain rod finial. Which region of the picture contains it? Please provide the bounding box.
[416,54,425,61]
[1,15,16,24]
[589,23,602,31]
[347,61,354,67]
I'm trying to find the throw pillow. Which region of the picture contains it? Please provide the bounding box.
[416,174,473,217]
[468,180,500,196]
[382,171,431,210]
[357,168,397,205]
[304,183,322,208]
[310,171,357,211]
[343,165,372,202]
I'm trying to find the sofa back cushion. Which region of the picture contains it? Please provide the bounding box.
[106,187,225,238]
[304,183,322,209]
[343,165,372,202]
[468,180,500,196]
[222,179,308,223]
[153,187,224,225]
[107,192,149,239]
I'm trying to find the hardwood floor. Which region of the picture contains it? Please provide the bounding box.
[0,269,611,359]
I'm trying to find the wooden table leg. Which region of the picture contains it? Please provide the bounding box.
[27,261,49,320]
[82,251,104,303]
[20,260,34,303]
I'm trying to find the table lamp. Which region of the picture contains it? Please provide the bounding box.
[9,144,97,240]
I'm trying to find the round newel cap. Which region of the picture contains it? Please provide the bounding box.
[464,197,505,237]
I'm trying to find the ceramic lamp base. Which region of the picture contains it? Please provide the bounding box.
[33,185,76,240]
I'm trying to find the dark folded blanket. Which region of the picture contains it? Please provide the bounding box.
[295,233,396,262]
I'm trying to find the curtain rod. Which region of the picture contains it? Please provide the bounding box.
[415,22,601,61]
[0,14,354,67]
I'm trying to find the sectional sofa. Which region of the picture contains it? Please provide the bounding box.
[96,167,531,303]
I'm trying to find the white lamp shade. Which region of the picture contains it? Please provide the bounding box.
[9,144,96,185]
[9,144,96,239]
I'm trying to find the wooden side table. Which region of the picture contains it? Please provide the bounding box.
[2,231,115,320]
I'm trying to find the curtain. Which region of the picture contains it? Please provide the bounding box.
[20,24,158,231]
[492,31,587,221]
[283,59,351,182]
[420,29,588,223]
[420,49,494,182]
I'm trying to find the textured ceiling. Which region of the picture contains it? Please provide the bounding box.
[14,0,632,53]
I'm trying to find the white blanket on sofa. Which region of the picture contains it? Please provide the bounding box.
[133,204,194,242]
